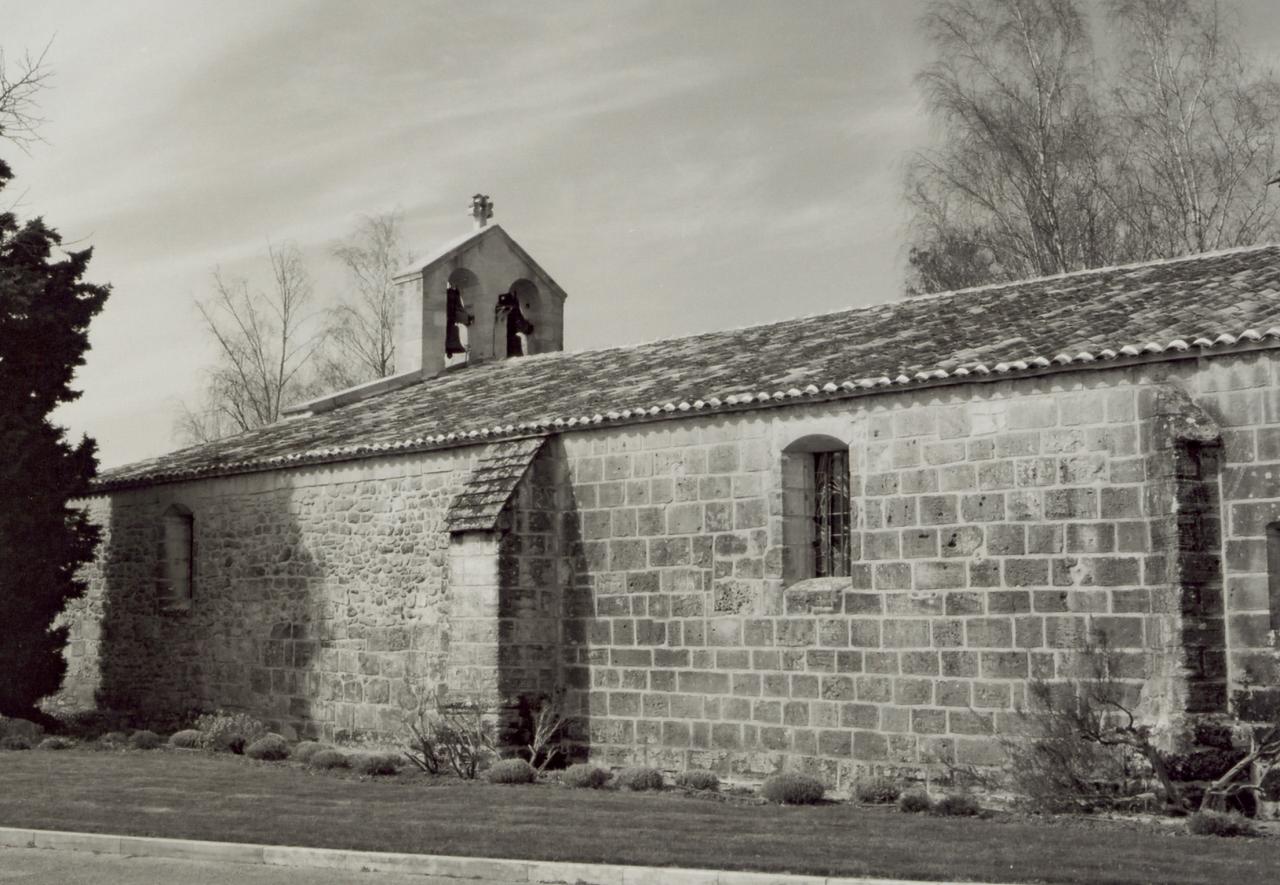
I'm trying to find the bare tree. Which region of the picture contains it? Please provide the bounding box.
[175,243,321,445]
[0,42,52,148]
[172,397,242,448]
[905,0,1280,294]
[906,0,1115,293]
[318,212,409,390]
[1107,0,1280,255]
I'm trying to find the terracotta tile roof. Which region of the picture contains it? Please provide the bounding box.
[444,437,548,532]
[95,244,1280,491]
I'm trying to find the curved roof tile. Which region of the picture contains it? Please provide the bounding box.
[95,244,1280,491]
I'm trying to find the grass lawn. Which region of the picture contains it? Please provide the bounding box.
[1,749,1278,884]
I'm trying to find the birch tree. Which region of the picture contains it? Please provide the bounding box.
[906,0,1114,293]
[1107,0,1280,256]
[317,212,408,390]
[905,0,1280,294]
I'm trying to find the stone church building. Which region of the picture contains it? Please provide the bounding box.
[59,197,1280,787]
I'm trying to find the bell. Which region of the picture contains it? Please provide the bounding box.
[445,285,474,356]
[445,322,465,356]
[497,291,535,357]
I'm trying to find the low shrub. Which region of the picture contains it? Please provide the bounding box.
[0,716,44,744]
[0,734,34,751]
[350,752,402,776]
[1002,640,1181,812]
[292,740,329,763]
[402,696,496,779]
[561,763,610,789]
[130,730,161,750]
[308,749,350,770]
[38,736,76,751]
[51,710,122,740]
[616,766,665,791]
[194,711,266,752]
[169,729,202,749]
[898,791,932,813]
[853,777,901,804]
[675,770,720,791]
[761,773,825,805]
[504,692,569,774]
[97,731,130,747]
[487,758,537,784]
[1194,721,1236,750]
[1188,810,1259,838]
[1262,768,1280,802]
[933,794,981,817]
[246,734,290,761]
[1166,747,1247,782]
[434,701,497,779]
[130,710,199,737]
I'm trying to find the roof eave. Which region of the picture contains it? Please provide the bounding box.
[86,335,1280,496]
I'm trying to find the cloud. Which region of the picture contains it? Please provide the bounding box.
[10,0,934,467]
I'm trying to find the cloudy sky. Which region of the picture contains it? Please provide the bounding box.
[4,0,1280,469]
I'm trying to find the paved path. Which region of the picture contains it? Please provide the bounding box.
[0,845,513,885]
[0,828,975,885]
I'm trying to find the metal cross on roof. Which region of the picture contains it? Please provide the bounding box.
[469,193,494,229]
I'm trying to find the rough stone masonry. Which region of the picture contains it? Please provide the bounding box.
[55,229,1280,791]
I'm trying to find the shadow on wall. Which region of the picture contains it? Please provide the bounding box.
[496,437,594,764]
[1145,383,1229,723]
[81,472,452,741]
[90,490,325,732]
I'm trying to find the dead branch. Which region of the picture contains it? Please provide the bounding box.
[175,243,321,444]
[0,41,53,149]
[523,693,568,773]
[1200,724,1280,812]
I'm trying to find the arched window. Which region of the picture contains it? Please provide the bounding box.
[782,436,851,583]
[158,504,194,611]
[501,278,539,357]
[445,268,478,365]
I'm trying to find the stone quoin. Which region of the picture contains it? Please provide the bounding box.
[55,198,1280,788]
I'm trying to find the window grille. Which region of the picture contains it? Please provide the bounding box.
[812,450,850,578]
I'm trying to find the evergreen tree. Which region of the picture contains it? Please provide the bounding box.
[0,157,108,717]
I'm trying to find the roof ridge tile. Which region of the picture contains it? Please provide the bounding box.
[93,245,1280,491]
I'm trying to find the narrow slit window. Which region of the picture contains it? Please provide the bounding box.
[158,505,194,611]
[813,450,851,578]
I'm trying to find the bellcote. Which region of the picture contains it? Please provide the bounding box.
[392,195,567,378]
[282,196,567,417]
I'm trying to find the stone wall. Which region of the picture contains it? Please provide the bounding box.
[551,353,1280,787]
[57,348,1280,784]
[61,450,475,740]
[1210,352,1280,719]
[497,440,579,703]
[441,439,581,711]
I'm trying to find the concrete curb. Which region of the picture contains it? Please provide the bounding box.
[0,826,991,885]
